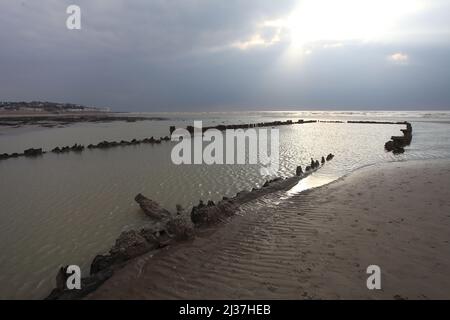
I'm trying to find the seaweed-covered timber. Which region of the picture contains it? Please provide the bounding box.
[46,266,113,300]
[52,144,84,153]
[342,119,413,153]
[185,119,317,134]
[0,136,172,161]
[347,120,409,125]
[384,122,413,154]
[85,136,169,150]
[46,154,335,299]
[1,148,45,160]
[23,148,43,157]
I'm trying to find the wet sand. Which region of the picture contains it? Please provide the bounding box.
[87,159,450,300]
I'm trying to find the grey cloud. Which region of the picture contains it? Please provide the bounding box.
[1,0,449,110]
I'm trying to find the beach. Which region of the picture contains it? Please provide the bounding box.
[87,159,450,300]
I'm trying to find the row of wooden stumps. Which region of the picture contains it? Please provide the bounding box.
[0,136,171,161]
[170,119,318,136]
[384,122,412,154]
[296,153,335,176]
[0,147,44,160]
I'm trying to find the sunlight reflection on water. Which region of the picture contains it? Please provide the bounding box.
[285,173,337,198]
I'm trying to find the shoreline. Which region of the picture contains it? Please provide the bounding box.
[0,112,168,127]
[84,158,450,300]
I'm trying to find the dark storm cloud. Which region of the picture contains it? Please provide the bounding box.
[1,0,449,110]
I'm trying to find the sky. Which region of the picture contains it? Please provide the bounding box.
[1,0,450,111]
